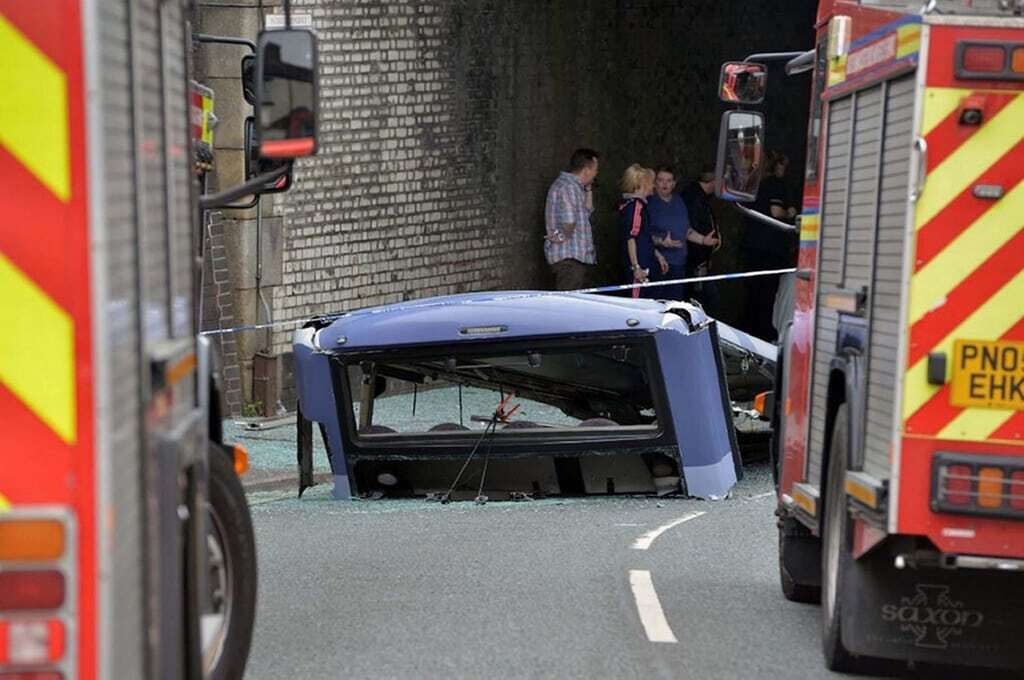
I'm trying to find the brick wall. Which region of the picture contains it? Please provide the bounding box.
[196,1,816,406]
[272,0,816,355]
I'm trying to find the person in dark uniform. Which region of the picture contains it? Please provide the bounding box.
[680,165,722,314]
[741,150,798,342]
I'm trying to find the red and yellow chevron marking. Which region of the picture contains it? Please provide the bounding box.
[0,2,97,674]
[0,9,77,443]
[903,86,1024,443]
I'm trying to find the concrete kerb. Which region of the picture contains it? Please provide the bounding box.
[242,469,333,493]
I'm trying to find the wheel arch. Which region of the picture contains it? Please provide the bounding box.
[818,349,865,525]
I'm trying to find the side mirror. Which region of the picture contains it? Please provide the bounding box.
[255,29,319,159]
[244,117,292,194]
[714,110,765,203]
[718,61,767,105]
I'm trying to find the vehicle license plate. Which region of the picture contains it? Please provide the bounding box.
[950,339,1024,410]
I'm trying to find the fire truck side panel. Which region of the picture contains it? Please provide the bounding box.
[84,0,199,676]
[896,19,1024,555]
[805,64,918,488]
[82,0,147,677]
[806,95,852,491]
[0,1,96,677]
[782,3,911,513]
[864,76,917,485]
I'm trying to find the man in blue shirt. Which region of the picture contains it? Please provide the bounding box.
[646,165,714,301]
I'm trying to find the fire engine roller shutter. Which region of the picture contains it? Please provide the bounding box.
[808,73,916,486]
[865,74,915,479]
[88,0,148,676]
[808,96,852,487]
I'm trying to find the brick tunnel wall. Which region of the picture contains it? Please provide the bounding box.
[191,0,817,413]
[271,0,817,357]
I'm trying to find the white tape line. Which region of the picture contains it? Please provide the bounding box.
[628,570,678,644]
[631,511,705,550]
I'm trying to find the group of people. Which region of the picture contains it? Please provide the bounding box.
[543,149,723,313]
[543,147,798,341]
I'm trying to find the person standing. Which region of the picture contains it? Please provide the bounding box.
[647,165,713,301]
[741,150,798,341]
[544,148,600,290]
[618,164,667,299]
[680,164,722,313]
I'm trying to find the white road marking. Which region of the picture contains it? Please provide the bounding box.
[631,511,705,550]
[746,491,775,501]
[615,523,643,527]
[628,570,678,643]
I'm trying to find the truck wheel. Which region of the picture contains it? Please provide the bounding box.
[778,516,820,604]
[203,445,257,680]
[821,404,868,672]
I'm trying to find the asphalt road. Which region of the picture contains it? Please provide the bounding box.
[243,463,867,680]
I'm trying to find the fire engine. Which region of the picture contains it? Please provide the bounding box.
[0,1,319,678]
[715,0,1024,673]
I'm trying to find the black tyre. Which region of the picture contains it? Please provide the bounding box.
[204,446,257,680]
[821,404,872,673]
[778,516,821,604]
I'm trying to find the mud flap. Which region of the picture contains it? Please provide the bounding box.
[841,546,1024,669]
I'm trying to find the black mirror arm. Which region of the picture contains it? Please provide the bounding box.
[742,51,807,63]
[199,163,291,210]
[731,202,798,233]
[194,33,256,53]
[784,50,816,75]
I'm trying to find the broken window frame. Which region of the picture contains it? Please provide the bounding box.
[328,332,680,463]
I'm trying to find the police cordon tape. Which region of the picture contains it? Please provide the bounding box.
[198,267,798,336]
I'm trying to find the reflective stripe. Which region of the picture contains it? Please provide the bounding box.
[902,84,1024,443]
[938,406,1017,442]
[920,87,969,136]
[908,181,1024,325]
[0,252,76,444]
[0,12,70,202]
[914,95,1024,229]
[903,269,1024,420]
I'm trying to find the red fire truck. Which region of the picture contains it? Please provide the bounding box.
[716,0,1024,673]
[0,1,318,678]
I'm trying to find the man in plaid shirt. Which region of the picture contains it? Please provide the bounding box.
[544,148,600,290]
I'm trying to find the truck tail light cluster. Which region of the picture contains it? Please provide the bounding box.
[0,619,65,667]
[0,511,73,678]
[932,453,1024,518]
[956,41,1024,80]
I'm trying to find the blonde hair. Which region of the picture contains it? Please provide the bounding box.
[619,164,655,194]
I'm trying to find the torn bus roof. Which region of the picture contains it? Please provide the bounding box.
[293,291,775,501]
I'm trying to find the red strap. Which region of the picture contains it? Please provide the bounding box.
[630,201,643,237]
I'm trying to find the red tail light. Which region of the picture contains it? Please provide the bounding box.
[0,572,64,611]
[957,41,1024,81]
[933,453,1024,518]
[0,619,64,667]
[962,45,1005,72]
[941,464,973,505]
[1011,470,1024,511]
